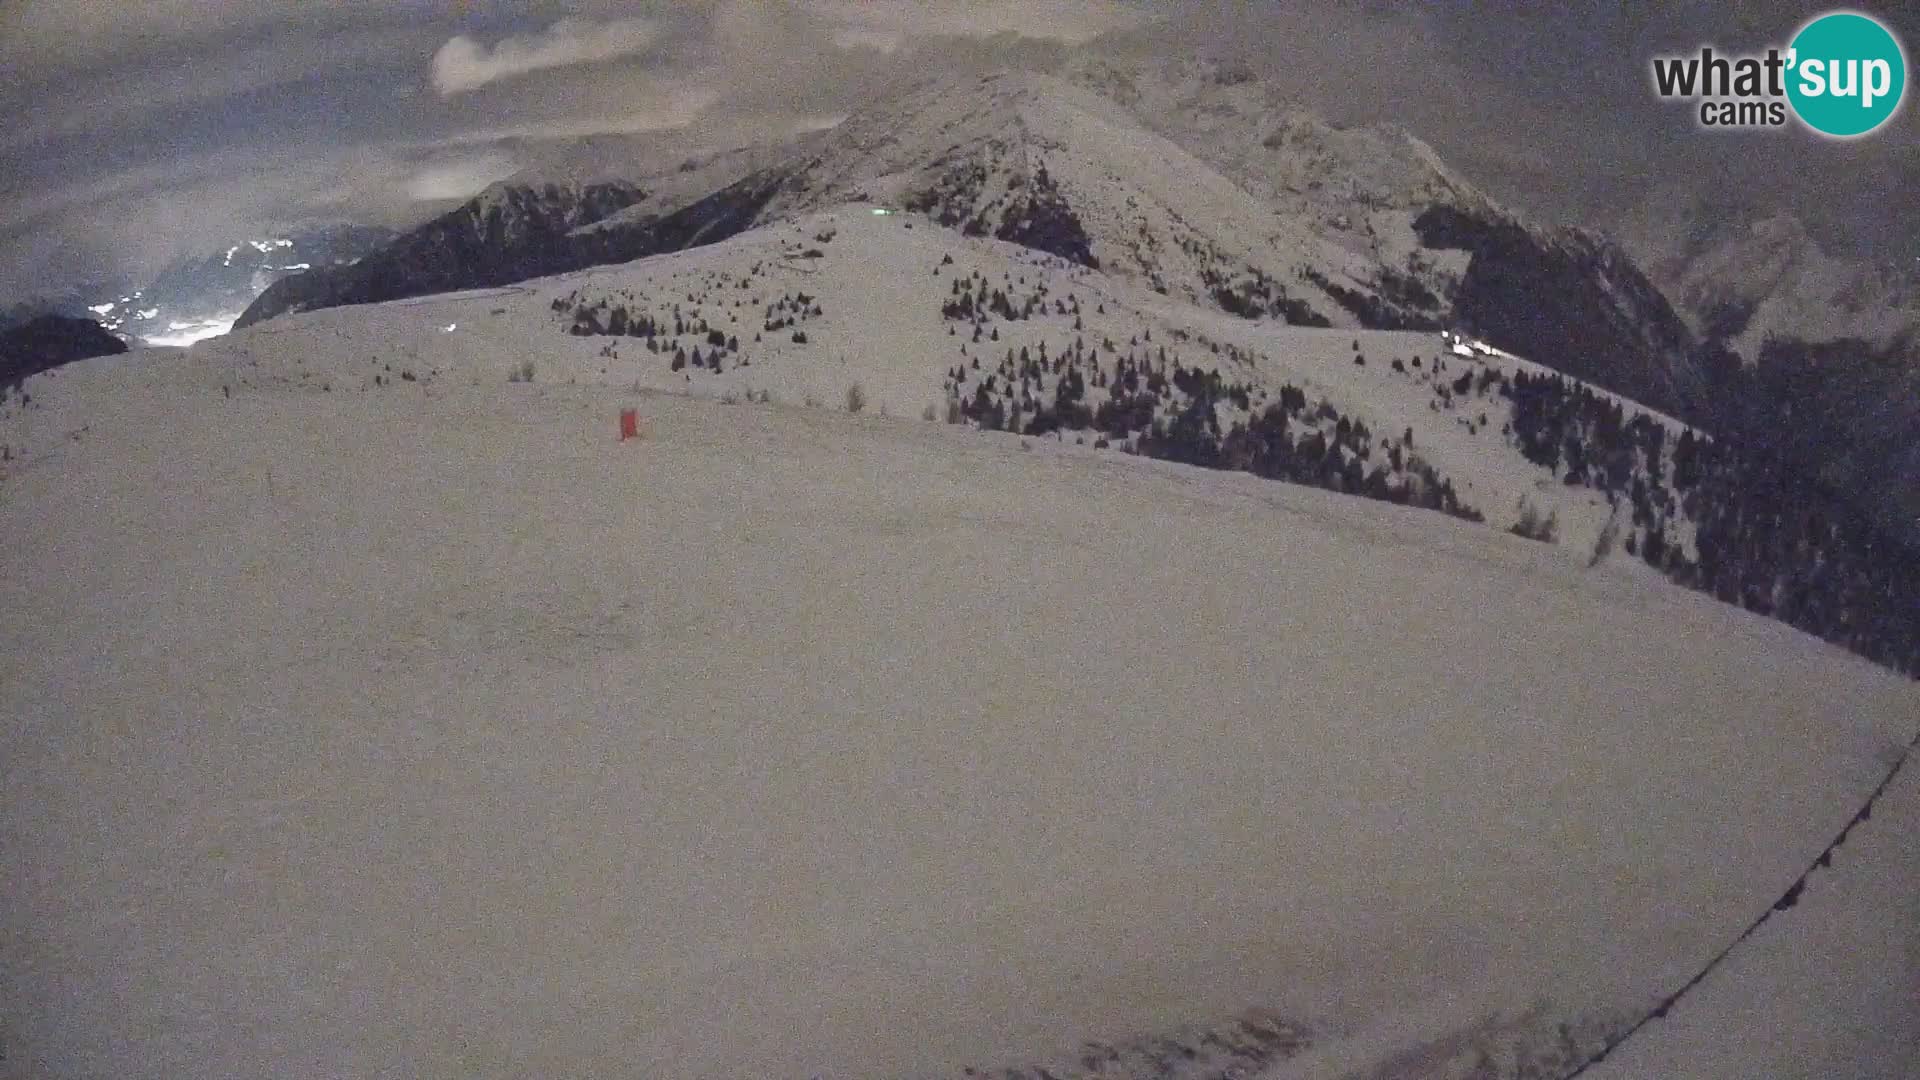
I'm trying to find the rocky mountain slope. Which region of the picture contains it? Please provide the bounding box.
[234,180,651,328]
[0,314,126,388]
[234,141,805,329]
[1052,55,1707,415]
[1622,199,1920,360]
[1606,198,1920,542]
[1,293,111,334]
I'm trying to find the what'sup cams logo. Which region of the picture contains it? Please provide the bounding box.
[1653,10,1907,137]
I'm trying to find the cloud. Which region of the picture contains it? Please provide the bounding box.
[0,144,432,293]
[1,0,1151,296]
[0,23,437,156]
[1,1,330,67]
[411,88,726,146]
[831,28,905,54]
[431,17,661,97]
[403,153,520,201]
[809,0,1148,46]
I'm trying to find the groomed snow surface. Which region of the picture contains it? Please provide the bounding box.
[4,212,1918,1079]
[1588,754,1920,1079]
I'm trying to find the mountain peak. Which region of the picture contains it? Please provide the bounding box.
[232,57,1699,425]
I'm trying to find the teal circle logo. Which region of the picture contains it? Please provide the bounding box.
[1786,11,1907,137]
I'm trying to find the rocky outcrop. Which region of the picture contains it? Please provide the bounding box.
[0,315,128,387]
[1414,204,1703,417]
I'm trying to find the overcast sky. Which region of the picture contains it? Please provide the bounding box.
[2,1,1914,300]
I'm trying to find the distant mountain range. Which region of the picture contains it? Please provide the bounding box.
[4,224,394,347]
[226,56,1917,548]
[242,61,1702,424]
[19,52,1917,548]
[1618,198,1920,362]
[1602,198,1920,541]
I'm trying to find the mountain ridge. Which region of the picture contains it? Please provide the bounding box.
[195,202,1920,676]
[223,58,1920,549]
[0,314,127,389]
[236,60,1704,425]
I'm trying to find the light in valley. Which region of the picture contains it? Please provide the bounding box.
[144,316,238,348]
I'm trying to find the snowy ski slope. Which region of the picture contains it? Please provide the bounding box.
[2,208,1915,1080]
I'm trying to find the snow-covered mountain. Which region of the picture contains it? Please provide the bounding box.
[220,55,1920,598]
[1603,197,1920,543]
[235,142,804,330]
[3,204,1915,1077]
[233,181,649,328]
[169,206,1920,680]
[237,60,1702,422]
[7,50,1918,1080]
[1621,199,1920,360]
